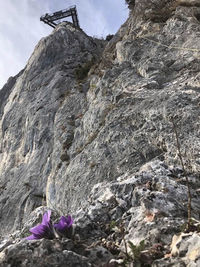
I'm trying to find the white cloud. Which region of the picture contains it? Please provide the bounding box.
[0,0,128,89]
[0,0,51,88]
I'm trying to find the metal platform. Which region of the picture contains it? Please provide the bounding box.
[40,5,80,28]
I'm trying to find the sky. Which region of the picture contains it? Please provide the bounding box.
[0,0,129,89]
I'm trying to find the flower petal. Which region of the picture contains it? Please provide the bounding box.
[66,215,73,227]
[42,210,51,225]
[30,224,54,239]
[54,223,63,232]
[26,210,55,240]
[30,224,46,235]
[54,215,73,233]
[30,224,47,239]
[26,234,38,240]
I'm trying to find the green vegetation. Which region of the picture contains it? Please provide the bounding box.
[75,57,96,81]
[171,117,192,231]
[126,240,145,265]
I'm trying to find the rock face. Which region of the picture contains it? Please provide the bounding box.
[0,239,92,267]
[0,1,200,266]
[51,0,200,217]
[0,22,104,234]
[1,161,200,266]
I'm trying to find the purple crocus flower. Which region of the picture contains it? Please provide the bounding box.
[26,210,54,240]
[54,215,73,237]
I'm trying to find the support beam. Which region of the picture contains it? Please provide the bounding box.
[40,5,80,29]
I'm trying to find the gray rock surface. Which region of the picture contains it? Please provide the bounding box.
[153,232,200,266]
[0,22,104,235]
[0,161,200,266]
[53,1,200,216]
[0,1,200,266]
[0,239,92,267]
[0,69,24,117]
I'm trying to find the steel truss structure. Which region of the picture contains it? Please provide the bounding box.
[40,5,80,28]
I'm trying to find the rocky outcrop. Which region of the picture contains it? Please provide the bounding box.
[0,22,105,235]
[52,0,200,217]
[0,0,200,266]
[0,239,92,267]
[0,70,24,117]
[1,161,200,266]
[126,0,200,21]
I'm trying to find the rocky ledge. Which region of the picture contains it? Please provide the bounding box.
[1,161,200,266]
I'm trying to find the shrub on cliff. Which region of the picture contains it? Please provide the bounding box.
[75,57,96,81]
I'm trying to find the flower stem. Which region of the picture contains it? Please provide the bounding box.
[171,118,192,229]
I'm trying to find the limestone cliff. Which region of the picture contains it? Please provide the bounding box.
[0,22,105,234]
[0,1,200,266]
